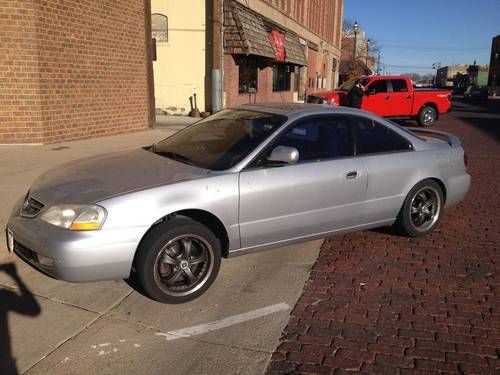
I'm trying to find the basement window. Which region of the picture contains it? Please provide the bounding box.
[152,13,168,42]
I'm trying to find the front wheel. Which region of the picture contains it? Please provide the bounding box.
[417,105,437,127]
[134,218,221,303]
[395,180,444,237]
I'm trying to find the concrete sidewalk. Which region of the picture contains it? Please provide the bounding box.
[0,127,178,242]
[0,120,321,375]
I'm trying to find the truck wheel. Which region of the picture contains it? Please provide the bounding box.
[417,106,437,127]
[395,179,443,237]
[135,217,221,304]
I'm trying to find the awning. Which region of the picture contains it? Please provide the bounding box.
[224,0,307,66]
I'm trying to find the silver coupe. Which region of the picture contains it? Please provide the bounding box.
[6,104,470,303]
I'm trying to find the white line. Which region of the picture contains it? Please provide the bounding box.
[155,303,290,341]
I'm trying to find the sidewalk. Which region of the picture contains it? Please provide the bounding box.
[0,117,321,375]
[0,126,181,251]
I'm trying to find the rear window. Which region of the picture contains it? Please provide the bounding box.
[391,79,408,92]
[353,117,413,154]
[387,120,426,141]
[306,95,325,104]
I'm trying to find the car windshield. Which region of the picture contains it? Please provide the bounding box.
[153,109,287,170]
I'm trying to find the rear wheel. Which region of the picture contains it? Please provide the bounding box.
[417,105,437,127]
[135,217,221,303]
[395,180,443,237]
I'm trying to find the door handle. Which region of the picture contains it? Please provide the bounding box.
[385,96,390,100]
[406,95,411,99]
[346,171,358,179]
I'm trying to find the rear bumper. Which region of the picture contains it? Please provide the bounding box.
[444,173,471,208]
[6,199,148,282]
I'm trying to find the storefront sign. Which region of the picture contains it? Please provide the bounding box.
[268,30,286,62]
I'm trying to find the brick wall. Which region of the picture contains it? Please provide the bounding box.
[262,0,339,46]
[0,0,152,144]
[224,54,294,107]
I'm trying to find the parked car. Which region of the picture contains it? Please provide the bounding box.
[463,85,489,102]
[6,104,470,303]
[307,75,452,127]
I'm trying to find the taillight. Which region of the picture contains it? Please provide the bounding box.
[464,152,468,167]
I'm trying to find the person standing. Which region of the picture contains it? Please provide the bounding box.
[348,80,365,109]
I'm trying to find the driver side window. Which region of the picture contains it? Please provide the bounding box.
[368,80,388,94]
[254,116,354,167]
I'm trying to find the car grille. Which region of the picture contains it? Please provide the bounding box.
[14,241,39,265]
[20,196,45,218]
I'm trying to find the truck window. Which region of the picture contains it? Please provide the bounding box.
[391,79,408,92]
[368,80,388,94]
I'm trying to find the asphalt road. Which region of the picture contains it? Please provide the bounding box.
[0,125,321,375]
[268,97,500,374]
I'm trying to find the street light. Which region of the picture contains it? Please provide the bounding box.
[352,21,359,62]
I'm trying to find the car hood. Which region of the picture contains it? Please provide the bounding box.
[29,148,209,205]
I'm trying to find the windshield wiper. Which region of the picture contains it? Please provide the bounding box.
[154,150,195,166]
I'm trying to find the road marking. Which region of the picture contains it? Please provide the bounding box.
[155,303,290,341]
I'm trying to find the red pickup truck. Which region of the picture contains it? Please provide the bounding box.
[307,76,452,127]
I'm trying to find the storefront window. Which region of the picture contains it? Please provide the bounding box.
[273,64,291,92]
[238,57,258,93]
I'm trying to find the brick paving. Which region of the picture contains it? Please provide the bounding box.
[267,101,500,374]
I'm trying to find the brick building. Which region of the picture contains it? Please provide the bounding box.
[1,0,154,144]
[223,0,343,107]
[436,65,468,88]
[488,35,500,95]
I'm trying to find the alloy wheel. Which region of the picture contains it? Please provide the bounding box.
[422,108,436,125]
[409,186,441,232]
[153,234,214,297]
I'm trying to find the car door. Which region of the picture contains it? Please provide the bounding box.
[388,79,413,116]
[351,115,415,222]
[362,79,392,116]
[238,115,368,249]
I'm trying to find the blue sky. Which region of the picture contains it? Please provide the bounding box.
[343,0,500,74]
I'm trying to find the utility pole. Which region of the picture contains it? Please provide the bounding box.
[376,51,381,75]
[211,0,223,112]
[352,21,358,62]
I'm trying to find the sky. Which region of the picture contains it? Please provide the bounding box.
[343,0,500,75]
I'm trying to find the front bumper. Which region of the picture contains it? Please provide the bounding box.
[6,198,148,282]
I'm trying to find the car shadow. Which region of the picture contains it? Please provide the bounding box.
[0,263,41,375]
[369,226,408,238]
[123,273,149,299]
[455,116,500,143]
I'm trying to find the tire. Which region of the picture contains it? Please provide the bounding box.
[395,180,444,237]
[417,105,437,127]
[134,217,221,304]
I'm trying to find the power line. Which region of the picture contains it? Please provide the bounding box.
[380,44,488,51]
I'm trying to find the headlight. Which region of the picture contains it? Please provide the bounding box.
[40,205,107,231]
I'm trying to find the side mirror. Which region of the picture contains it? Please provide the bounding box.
[267,146,299,165]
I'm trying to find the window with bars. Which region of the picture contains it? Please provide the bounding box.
[152,13,168,42]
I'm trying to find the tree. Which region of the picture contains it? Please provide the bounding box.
[340,19,381,82]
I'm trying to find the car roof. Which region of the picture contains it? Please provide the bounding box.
[233,102,369,117]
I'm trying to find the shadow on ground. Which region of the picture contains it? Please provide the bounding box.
[0,263,41,375]
[452,99,500,142]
